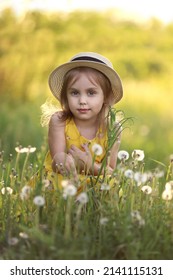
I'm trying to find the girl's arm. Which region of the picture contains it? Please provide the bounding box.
[48,112,77,177]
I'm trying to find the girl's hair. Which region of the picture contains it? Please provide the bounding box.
[41,67,113,129]
[60,67,113,123]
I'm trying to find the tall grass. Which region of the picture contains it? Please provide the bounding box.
[0,108,173,260]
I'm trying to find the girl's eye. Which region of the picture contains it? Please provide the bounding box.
[88,91,96,96]
[71,91,79,96]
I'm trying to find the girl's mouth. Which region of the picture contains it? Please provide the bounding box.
[77,109,90,113]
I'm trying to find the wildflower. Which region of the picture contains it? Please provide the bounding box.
[42,179,51,188]
[165,181,173,191]
[131,210,145,227]
[15,146,36,153]
[1,187,13,195]
[61,179,70,188]
[76,192,88,204]
[63,183,77,199]
[132,149,145,161]
[100,217,109,225]
[7,237,19,246]
[15,146,26,153]
[134,172,148,186]
[162,189,173,201]
[91,143,103,156]
[33,195,45,206]
[124,169,134,179]
[100,183,110,190]
[131,210,141,220]
[141,185,152,194]
[154,169,164,178]
[20,185,32,200]
[118,150,129,161]
[42,179,54,191]
[27,146,36,153]
[19,232,29,239]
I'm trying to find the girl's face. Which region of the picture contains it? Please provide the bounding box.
[66,72,104,123]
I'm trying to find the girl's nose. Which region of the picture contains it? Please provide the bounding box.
[79,95,87,105]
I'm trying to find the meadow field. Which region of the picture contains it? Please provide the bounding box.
[0,8,173,259]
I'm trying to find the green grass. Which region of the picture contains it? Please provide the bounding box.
[0,111,173,260]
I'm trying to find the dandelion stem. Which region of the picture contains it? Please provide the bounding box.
[20,152,30,187]
[64,197,72,240]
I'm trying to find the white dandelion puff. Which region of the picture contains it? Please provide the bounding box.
[141,185,152,194]
[91,143,103,156]
[132,149,145,161]
[1,187,13,195]
[76,192,88,204]
[33,195,45,206]
[61,179,70,188]
[100,183,110,191]
[7,237,19,246]
[19,232,29,239]
[118,150,129,161]
[100,217,109,225]
[27,146,36,153]
[15,146,26,153]
[20,185,32,200]
[131,210,145,227]
[162,189,173,201]
[134,172,148,186]
[124,169,134,179]
[165,181,173,191]
[15,146,36,153]
[63,184,77,199]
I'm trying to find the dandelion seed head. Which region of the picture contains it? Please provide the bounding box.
[154,169,164,178]
[165,181,173,191]
[162,189,173,201]
[132,149,145,161]
[100,217,109,225]
[131,210,145,227]
[141,185,152,194]
[61,179,70,188]
[42,179,54,191]
[63,184,77,198]
[100,183,110,191]
[19,232,29,239]
[91,143,103,156]
[15,146,36,153]
[118,150,129,161]
[134,172,148,186]
[33,195,45,206]
[20,185,32,200]
[76,192,88,204]
[124,169,134,179]
[8,237,19,246]
[28,146,36,153]
[1,187,13,195]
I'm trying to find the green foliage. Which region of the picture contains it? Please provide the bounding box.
[0,145,173,260]
[1,8,173,101]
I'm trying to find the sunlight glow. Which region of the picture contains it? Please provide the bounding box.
[0,0,173,23]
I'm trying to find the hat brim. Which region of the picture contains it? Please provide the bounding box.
[49,60,123,105]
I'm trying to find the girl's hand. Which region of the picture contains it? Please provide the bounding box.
[52,152,78,180]
[68,144,93,173]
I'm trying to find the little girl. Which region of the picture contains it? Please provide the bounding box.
[43,52,123,190]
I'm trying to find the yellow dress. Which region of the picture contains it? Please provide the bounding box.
[43,118,108,191]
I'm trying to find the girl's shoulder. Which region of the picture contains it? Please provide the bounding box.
[49,111,65,128]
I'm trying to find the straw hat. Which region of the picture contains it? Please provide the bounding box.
[49,52,123,104]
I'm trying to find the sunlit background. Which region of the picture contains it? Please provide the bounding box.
[0,0,173,167]
[1,0,173,23]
